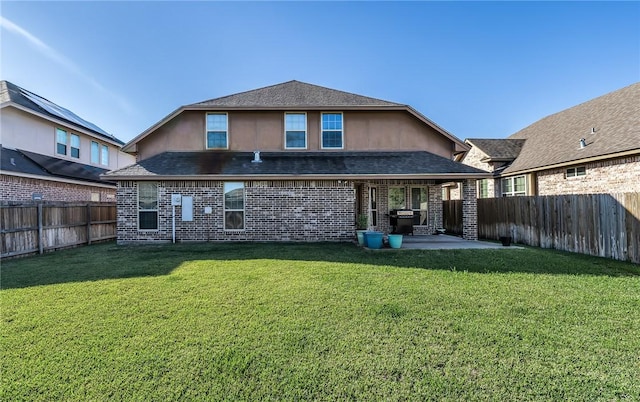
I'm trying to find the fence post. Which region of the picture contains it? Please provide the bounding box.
[87,203,92,245]
[38,203,43,254]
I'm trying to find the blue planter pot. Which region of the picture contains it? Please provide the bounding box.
[365,231,383,249]
[388,234,403,249]
[356,230,366,246]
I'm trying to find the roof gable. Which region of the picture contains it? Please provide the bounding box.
[189,80,404,108]
[503,82,640,174]
[465,139,525,161]
[0,80,124,145]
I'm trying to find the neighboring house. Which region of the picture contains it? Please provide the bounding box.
[105,80,488,243]
[461,82,640,197]
[0,80,135,202]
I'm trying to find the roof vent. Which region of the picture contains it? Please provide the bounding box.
[252,150,262,163]
[579,138,587,149]
[10,157,16,166]
[591,127,596,134]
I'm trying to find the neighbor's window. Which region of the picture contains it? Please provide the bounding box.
[138,182,158,230]
[101,144,109,166]
[92,141,108,165]
[284,113,307,149]
[206,113,228,149]
[388,187,406,210]
[478,179,489,198]
[56,128,68,155]
[566,166,586,178]
[411,187,428,226]
[321,112,343,149]
[502,175,526,197]
[70,134,80,158]
[224,182,244,230]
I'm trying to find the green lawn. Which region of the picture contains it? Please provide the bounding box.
[2,242,639,401]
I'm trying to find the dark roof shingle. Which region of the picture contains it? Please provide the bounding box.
[465,139,525,161]
[503,82,640,174]
[104,151,488,179]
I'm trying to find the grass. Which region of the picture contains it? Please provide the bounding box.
[2,242,639,401]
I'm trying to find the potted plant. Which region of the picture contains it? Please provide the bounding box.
[388,233,403,249]
[356,214,368,246]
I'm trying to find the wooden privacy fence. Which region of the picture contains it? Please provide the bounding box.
[1,202,117,258]
[444,193,640,264]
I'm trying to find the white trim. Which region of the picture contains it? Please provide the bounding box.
[105,172,492,181]
[501,175,527,197]
[565,166,587,179]
[320,112,344,150]
[205,112,229,150]
[284,112,307,150]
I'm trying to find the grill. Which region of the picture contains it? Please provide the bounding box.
[390,209,414,235]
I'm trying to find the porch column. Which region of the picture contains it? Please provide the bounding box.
[462,179,478,240]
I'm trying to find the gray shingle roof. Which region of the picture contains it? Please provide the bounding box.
[465,139,525,161]
[104,151,488,179]
[189,80,404,108]
[503,82,640,174]
[0,80,124,145]
[1,146,113,184]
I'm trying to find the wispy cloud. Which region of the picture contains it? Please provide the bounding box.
[0,16,134,115]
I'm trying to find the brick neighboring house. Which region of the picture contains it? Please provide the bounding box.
[104,80,488,243]
[0,80,135,202]
[460,82,640,197]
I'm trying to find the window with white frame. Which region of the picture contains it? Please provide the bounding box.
[566,166,586,178]
[224,182,244,230]
[411,187,428,225]
[90,141,109,166]
[70,134,80,158]
[501,175,526,197]
[321,112,343,149]
[369,187,378,227]
[388,187,406,210]
[56,129,80,158]
[285,113,307,149]
[206,113,228,149]
[138,182,158,230]
[56,128,68,155]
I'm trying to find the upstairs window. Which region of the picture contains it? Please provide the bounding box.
[70,134,80,158]
[566,166,586,178]
[206,113,228,149]
[502,175,526,197]
[285,113,307,149]
[56,128,68,155]
[91,141,109,166]
[321,112,343,149]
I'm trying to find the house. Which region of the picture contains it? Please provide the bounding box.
[0,80,135,202]
[104,80,489,244]
[460,82,640,197]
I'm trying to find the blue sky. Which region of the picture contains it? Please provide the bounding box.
[1,1,638,144]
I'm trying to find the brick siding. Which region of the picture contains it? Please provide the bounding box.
[116,179,446,244]
[462,179,478,240]
[1,174,116,202]
[536,155,640,195]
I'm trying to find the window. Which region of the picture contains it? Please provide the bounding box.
[56,128,67,155]
[566,166,586,178]
[502,175,526,197]
[478,179,489,198]
[101,144,109,166]
[411,187,428,225]
[321,112,343,149]
[369,187,377,227]
[284,113,307,149]
[138,182,158,230]
[70,134,80,158]
[91,141,100,164]
[206,113,228,149]
[91,141,109,166]
[224,182,244,230]
[388,187,406,210]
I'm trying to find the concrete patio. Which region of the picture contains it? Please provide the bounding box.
[371,234,518,250]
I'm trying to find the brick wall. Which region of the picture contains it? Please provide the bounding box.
[117,180,355,244]
[1,174,116,202]
[537,155,640,195]
[462,179,478,240]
